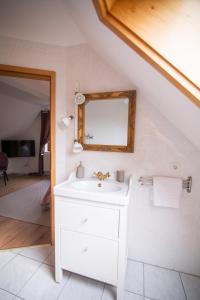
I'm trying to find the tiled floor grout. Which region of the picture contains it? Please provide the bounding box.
[44,248,54,259]
[125,288,143,296]
[15,260,43,297]
[0,248,199,300]
[100,283,105,300]
[125,288,158,300]
[8,248,200,281]
[144,295,158,300]
[179,272,188,300]
[126,290,151,299]
[0,252,18,270]
[0,286,17,297]
[16,253,49,264]
[43,261,54,267]
[8,243,54,265]
[56,271,72,300]
[128,257,200,279]
[143,262,145,300]
[15,295,26,300]
[179,271,200,279]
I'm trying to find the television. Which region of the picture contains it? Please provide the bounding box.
[1,140,35,157]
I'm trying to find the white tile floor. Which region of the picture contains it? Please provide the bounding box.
[0,245,199,300]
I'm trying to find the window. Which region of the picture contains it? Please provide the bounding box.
[44,141,50,153]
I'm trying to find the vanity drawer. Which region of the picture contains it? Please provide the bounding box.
[60,229,118,285]
[56,201,119,240]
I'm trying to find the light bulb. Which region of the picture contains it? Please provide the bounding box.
[73,140,83,153]
[62,115,74,127]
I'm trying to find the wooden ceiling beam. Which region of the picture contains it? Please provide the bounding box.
[93,0,200,107]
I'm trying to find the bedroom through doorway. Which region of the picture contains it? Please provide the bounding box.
[0,65,55,249]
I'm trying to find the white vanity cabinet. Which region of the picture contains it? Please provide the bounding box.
[54,176,131,300]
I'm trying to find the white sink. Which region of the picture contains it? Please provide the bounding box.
[54,173,132,205]
[69,180,122,193]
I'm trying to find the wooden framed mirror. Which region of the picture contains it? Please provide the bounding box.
[78,90,136,152]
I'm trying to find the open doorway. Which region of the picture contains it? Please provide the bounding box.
[0,65,55,249]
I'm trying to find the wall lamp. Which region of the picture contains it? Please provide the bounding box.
[62,86,85,153]
[62,115,74,127]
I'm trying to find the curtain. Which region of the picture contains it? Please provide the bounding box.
[38,110,50,175]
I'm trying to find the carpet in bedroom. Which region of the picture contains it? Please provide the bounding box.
[0,179,50,226]
[0,174,48,198]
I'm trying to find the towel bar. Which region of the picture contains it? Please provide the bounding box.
[138,176,192,193]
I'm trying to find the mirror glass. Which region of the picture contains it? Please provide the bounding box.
[84,98,129,146]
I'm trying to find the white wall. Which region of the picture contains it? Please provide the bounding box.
[0,93,41,140]
[0,37,200,276]
[0,0,85,47]
[65,44,200,276]
[67,0,200,151]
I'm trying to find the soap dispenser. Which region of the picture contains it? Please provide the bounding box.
[76,161,84,178]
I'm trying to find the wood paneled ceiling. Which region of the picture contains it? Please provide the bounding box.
[93,0,200,107]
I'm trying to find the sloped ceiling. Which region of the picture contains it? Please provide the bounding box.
[0,0,85,47]
[0,76,49,106]
[0,77,49,139]
[0,0,199,150]
[66,0,200,150]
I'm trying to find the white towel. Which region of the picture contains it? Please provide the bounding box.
[153,176,182,208]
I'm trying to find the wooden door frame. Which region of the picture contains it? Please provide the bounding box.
[0,64,56,245]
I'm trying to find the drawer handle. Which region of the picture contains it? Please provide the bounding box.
[82,218,88,224]
[83,247,88,253]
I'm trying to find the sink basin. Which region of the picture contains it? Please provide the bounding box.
[54,173,131,205]
[69,180,122,193]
